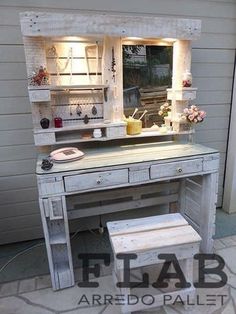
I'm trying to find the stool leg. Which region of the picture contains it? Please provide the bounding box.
[116,269,132,314]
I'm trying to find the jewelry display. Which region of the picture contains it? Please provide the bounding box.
[92,105,97,116]
[76,104,82,116]
[47,45,73,85]
[83,114,90,124]
[111,46,116,83]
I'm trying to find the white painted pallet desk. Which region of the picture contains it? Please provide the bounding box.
[36,142,219,290]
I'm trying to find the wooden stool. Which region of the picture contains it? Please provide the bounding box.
[107,213,201,314]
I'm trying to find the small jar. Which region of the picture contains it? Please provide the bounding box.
[40,118,50,129]
[93,128,102,138]
[159,124,168,134]
[126,119,142,135]
[182,71,192,87]
[54,117,63,128]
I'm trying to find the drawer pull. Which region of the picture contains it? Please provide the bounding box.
[177,167,183,173]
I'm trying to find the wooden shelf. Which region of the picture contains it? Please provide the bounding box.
[34,122,125,134]
[54,129,194,145]
[28,84,109,91]
[167,87,197,101]
[126,129,194,139]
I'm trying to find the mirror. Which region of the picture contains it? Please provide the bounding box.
[123,44,173,128]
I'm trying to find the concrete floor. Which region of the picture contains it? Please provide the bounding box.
[0,236,236,314]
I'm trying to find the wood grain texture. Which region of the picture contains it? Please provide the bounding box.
[20,12,201,39]
[108,213,199,311]
[110,224,201,254]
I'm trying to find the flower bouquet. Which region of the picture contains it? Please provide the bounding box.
[182,105,206,124]
[28,66,50,86]
[158,102,171,118]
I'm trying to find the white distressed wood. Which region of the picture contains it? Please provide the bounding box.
[29,89,51,102]
[203,154,220,171]
[20,12,201,40]
[107,213,186,236]
[108,213,200,312]
[34,132,56,145]
[36,143,217,175]
[106,125,127,138]
[38,177,64,197]
[199,173,218,252]
[167,88,197,101]
[102,36,123,122]
[150,158,203,179]
[68,194,179,219]
[67,181,179,206]
[64,169,129,192]
[36,143,218,289]
[110,224,201,254]
[23,36,47,77]
[129,168,150,183]
[40,195,74,290]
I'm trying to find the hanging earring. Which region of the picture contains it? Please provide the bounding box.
[92,105,97,116]
[76,104,82,116]
[83,114,89,124]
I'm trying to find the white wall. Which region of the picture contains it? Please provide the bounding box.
[0,0,235,244]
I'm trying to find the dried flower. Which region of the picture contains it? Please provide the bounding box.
[158,102,171,118]
[28,66,50,86]
[182,105,206,124]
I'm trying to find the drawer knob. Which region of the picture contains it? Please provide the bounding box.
[177,167,183,173]
[96,179,102,184]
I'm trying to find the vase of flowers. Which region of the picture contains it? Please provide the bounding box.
[158,102,171,118]
[182,105,206,123]
[181,105,206,143]
[158,102,172,128]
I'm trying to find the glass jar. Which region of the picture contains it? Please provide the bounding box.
[54,117,63,128]
[93,128,102,138]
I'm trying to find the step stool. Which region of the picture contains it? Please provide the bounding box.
[107,213,201,314]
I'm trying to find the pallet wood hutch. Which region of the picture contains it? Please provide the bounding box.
[20,11,219,291]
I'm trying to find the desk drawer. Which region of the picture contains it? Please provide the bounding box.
[150,159,203,179]
[64,169,129,192]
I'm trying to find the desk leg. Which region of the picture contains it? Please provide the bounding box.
[39,196,74,290]
[179,173,218,253]
[199,173,218,253]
